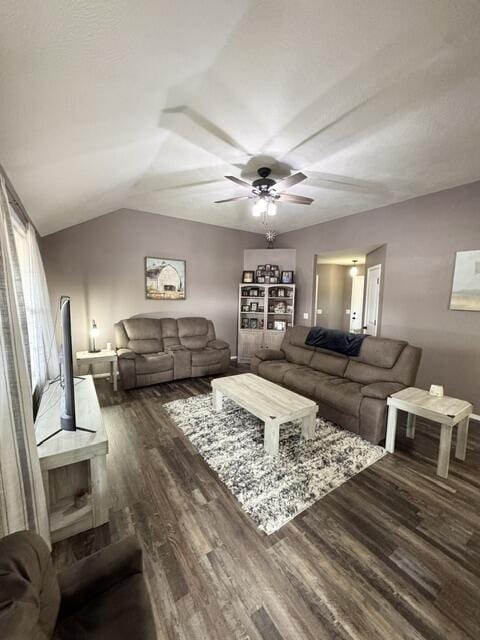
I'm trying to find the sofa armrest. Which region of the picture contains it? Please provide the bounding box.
[254,349,285,362]
[361,382,405,400]
[58,537,143,618]
[208,339,229,350]
[117,348,136,360]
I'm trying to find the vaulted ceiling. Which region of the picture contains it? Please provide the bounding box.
[1,1,480,236]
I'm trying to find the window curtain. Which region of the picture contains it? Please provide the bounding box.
[0,176,49,542]
[24,222,59,394]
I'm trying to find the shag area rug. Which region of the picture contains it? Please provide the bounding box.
[164,393,386,534]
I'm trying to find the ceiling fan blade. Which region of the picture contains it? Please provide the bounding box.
[275,172,307,190]
[277,193,313,205]
[225,175,252,189]
[214,195,251,203]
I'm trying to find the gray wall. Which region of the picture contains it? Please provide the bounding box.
[277,181,480,411]
[41,208,264,365]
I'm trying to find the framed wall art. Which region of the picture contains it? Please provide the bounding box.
[145,257,186,300]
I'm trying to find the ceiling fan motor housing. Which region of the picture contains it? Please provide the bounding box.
[252,167,276,192]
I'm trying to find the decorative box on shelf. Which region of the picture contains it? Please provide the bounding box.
[237,282,296,364]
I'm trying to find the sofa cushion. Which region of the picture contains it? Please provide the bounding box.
[310,350,348,376]
[128,339,163,354]
[355,336,407,368]
[0,531,60,640]
[177,317,209,349]
[314,378,363,417]
[257,360,304,384]
[123,318,163,341]
[135,352,173,375]
[191,348,223,367]
[283,367,335,397]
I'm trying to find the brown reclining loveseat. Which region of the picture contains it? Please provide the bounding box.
[114,316,230,389]
[251,326,422,444]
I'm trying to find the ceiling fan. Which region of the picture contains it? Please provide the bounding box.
[214,167,313,216]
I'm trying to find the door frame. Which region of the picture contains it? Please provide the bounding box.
[364,264,382,336]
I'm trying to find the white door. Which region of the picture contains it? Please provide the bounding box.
[349,275,365,332]
[364,264,382,336]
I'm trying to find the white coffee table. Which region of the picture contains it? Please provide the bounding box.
[211,373,317,456]
[386,387,472,478]
[76,349,118,392]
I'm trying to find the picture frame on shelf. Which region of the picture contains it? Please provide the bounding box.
[258,319,264,330]
[241,304,250,312]
[270,276,279,284]
[249,318,258,329]
[267,321,274,330]
[258,264,265,271]
[250,302,258,312]
[241,318,249,329]
[277,287,285,298]
[257,276,265,283]
[281,270,294,284]
[249,287,259,296]
[274,320,286,331]
[242,270,255,283]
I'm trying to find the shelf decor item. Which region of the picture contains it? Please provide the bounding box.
[274,320,287,331]
[242,270,255,283]
[145,257,186,300]
[281,270,294,284]
[250,302,258,312]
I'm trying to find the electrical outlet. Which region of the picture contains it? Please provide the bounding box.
[303,312,309,320]
[346,309,351,315]
[317,309,323,315]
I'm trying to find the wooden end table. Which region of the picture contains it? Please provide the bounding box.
[386,387,472,478]
[76,349,118,392]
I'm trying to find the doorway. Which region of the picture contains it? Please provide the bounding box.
[314,246,384,334]
[314,251,366,333]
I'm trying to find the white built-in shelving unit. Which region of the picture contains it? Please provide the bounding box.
[237,283,295,364]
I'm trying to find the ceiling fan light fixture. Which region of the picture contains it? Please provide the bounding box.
[253,197,268,217]
[267,200,277,216]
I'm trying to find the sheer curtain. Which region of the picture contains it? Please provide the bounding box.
[0,175,49,541]
[25,222,59,391]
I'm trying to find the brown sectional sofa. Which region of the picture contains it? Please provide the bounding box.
[114,316,230,389]
[251,326,422,444]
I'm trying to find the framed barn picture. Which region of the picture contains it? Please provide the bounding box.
[145,257,186,300]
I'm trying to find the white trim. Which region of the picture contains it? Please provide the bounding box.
[470,413,480,423]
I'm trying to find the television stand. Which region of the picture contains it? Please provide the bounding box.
[35,375,109,542]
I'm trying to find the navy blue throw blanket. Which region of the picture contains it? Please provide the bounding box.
[305,327,366,357]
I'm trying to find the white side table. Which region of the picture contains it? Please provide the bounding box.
[76,349,118,392]
[386,387,473,478]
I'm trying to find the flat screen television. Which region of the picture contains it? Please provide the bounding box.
[37,296,94,447]
[59,295,76,431]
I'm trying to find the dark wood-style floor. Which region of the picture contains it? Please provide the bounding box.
[52,366,480,640]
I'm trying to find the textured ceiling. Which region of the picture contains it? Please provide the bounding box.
[1,1,480,236]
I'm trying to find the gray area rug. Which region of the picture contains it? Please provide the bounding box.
[164,393,386,534]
